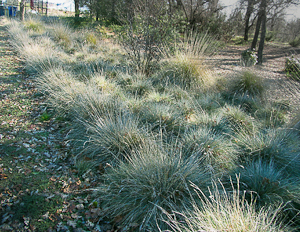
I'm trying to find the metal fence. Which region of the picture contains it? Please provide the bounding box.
[28,0,49,15]
[0,0,48,17]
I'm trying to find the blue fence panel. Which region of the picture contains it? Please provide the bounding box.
[7,6,17,17]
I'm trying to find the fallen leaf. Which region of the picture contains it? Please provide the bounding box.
[23,216,30,226]
[42,211,49,219]
[76,204,84,210]
[71,213,78,219]
[67,220,77,228]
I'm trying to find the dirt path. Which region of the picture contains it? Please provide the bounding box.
[209,43,300,74]
[208,43,300,110]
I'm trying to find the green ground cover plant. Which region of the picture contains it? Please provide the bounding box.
[3,15,300,231]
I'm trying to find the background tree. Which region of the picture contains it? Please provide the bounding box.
[20,0,26,21]
[285,18,300,41]
[245,0,300,64]
[225,7,245,40]
[251,0,264,50]
[238,0,299,43]
[266,0,299,40]
[82,0,119,22]
[75,0,80,17]
[116,0,180,75]
[242,0,259,41]
[268,2,285,31]
[257,0,267,64]
[177,0,224,30]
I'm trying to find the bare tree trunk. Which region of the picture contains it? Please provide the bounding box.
[257,0,267,64]
[126,0,134,24]
[74,0,80,18]
[251,10,262,50]
[95,0,101,21]
[111,0,116,23]
[244,0,254,41]
[244,21,250,41]
[20,0,26,21]
[96,10,99,21]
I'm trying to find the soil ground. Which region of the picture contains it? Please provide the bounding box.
[208,43,300,110]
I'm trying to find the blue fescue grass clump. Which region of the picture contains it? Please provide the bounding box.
[96,142,211,231]
[234,128,300,172]
[164,181,289,232]
[229,160,300,226]
[118,73,153,97]
[254,101,290,128]
[138,102,184,135]
[75,109,151,165]
[218,104,258,133]
[181,127,238,173]
[231,160,300,207]
[228,71,265,98]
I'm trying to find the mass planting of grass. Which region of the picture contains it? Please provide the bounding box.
[4,15,300,231]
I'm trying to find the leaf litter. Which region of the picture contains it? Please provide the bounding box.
[0,18,117,232]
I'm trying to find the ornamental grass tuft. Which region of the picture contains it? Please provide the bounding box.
[230,71,265,98]
[97,142,211,231]
[163,182,288,232]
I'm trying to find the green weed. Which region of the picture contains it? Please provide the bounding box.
[146,91,173,103]
[13,194,63,231]
[40,111,51,121]
[85,31,98,46]
[289,37,300,47]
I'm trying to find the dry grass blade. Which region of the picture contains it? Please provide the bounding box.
[163,181,289,232]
